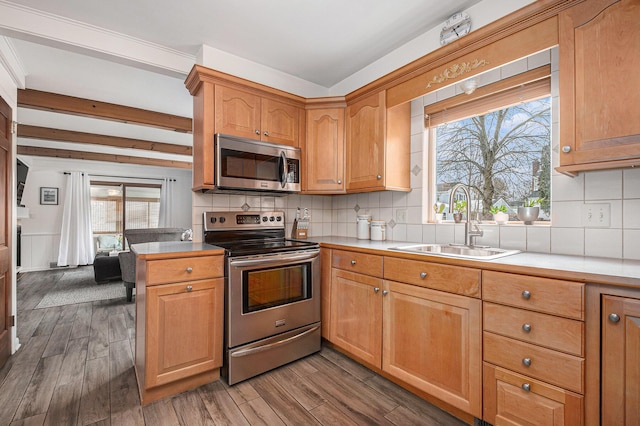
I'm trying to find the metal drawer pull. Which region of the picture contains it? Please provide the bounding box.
[186,285,193,292]
[374,287,380,293]
[522,383,531,392]
[420,272,427,279]
[382,290,389,296]
[522,357,532,367]
[350,260,356,265]
[609,313,620,323]
[521,290,531,299]
[186,267,193,273]
[231,326,320,357]
[522,324,532,332]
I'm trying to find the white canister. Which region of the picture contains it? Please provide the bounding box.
[370,220,386,241]
[356,215,371,239]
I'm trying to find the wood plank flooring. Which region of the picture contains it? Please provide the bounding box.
[1,267,467,425]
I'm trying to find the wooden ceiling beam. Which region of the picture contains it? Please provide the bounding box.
[17,146,192,169]
[17,89,193,133]
[17,124,192,156]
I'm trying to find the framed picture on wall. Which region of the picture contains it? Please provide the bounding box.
[40,187,58,205]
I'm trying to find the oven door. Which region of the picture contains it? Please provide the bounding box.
[227,249,320,348]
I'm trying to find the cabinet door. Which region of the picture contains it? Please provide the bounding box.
[558,0,640,169]
[329,268,382,368]
[484,364,584,425]
[383,280,482,418]
[261,98,299,146]
[146,278,224,388]
[346,91,386,191]
[215,85,261,139]
[602,295,640,425]
[305,108,345,192]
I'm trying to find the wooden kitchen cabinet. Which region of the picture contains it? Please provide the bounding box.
[383,279,483,418]
[557,0,640,175]
[601,295,640,425]
[345,91,411,192]
[304,106,345,193]
[215,85,300,147]
[135,250,224,404]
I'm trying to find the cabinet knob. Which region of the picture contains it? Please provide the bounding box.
[337,180,342,184]
[562,145,571,153]
[376,175,382,180]
[609,313,621,323]
[382,290,389,296]
[186,285,193,292]
[350,260,356,265]
[186,267,193,273]
[522,357,532,367]
[374,287,380,293]
[522,383,531,392]
[255,130,260,135]
[420,272,427,279]
[264,131,269,136]
[521,290,531,299]
[522,323,532,333]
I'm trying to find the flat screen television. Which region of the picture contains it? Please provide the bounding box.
[16,158,28,207]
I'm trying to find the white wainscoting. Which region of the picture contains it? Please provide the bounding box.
[20,233,62,272]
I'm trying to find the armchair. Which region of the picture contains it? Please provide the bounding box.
[118,228,185,302]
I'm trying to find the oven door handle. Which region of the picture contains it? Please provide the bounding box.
[229,250,319,267]
[230,325,320,358]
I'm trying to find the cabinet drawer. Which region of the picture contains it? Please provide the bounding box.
[484,332,584,394]
[146,256,224,285]
[483,302,584,356]
[384,257,480,297]
[483,364,584,425]
[332,250,382,277]
[482,271,584,320]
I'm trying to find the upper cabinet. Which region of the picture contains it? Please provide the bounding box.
[557,0,640,175]
[345,91,411,192]
[215,85,300,147]
[304,105,345,193]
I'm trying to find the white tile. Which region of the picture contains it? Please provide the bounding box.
[550,227,584,255]
[392,192,408,208]
[322,222,333,236]
[526,226,551,253]
[406,225,422,243]
[477,68,500,87]
[623,229,640,260]
[347,194,359,208]
[604,200,622,229]
[247,196,261,209]
[407,206,422,225]
[501,58,527,79]
[551,201,583,227]
[312,195,324,210]
[391,224,407,241]
[275,196,287,209]
[422,224,436,243]
[192,224,203,243]
[357,193,369,209]
[337,222,347,237]
[477,225,500,247]
[435,224,455,244]
[552,174,584,201]
[623,199,640,229]
[411,114,424,135]
[334,194,347,209]
[453,223,466,244]
[368,192,380,208]
[368,208,381,221]
[435,84,456,102]
[379,191,393,208]
[585,229,622,259]
[229,195,246,209]
[499,226,526,251]
[261,196,276,209]
[286,194,301,208]
[422,91,437,106]
[584,170,623,200]
[380,207,393,222]
[410,168,423,190]
[527,50,551,69]
[410,98,423,117]
[550,46,559,72]
[192,192,212,208]
[624,168,640,199]
[407,189,422,207]
[346,222,356,238]
[411,133,423,154]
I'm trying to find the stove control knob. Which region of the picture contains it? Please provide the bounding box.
[219,216,226,224]
[276,216,282,222]
[269,216,275,222]
[210,216,217,224]
[262,216,268,222]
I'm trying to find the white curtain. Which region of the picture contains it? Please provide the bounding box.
[158,178,175,227]
[58,172,95,266]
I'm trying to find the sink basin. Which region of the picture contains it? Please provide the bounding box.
[388,244,520,260]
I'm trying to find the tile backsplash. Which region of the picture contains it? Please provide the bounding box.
[191,47,640,260]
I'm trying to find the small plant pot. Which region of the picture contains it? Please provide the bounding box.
[493,212,509,225]
[453,213,463,223]
[434,213,443,223]
[517,206,539,225]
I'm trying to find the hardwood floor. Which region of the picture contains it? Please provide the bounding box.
[0,269,467,425]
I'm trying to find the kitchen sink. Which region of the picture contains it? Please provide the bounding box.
[388,244,520,260]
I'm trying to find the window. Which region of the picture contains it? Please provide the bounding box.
[425,70,551,222]
[90,182,161,236]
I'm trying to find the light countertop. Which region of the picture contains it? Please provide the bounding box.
[131,241,224,260]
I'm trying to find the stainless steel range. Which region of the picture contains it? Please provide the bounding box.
[203,210,321,385]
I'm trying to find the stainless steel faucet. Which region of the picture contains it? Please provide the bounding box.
[448,183,483,246]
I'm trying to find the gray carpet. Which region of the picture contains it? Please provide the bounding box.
[35,266,127,309]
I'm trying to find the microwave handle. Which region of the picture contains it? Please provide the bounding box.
[279,151,287,188]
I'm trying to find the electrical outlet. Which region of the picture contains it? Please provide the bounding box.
[396,208,407,224]
[581,203,610,228]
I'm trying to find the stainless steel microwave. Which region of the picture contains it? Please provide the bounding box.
[214,134,301,194]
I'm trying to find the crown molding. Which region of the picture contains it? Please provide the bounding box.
[0,36,25,88]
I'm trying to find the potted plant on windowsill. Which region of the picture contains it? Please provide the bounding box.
[490,205,509,225]
[453,200,466,223]
[517,198,542,225]
[433,203,445,223]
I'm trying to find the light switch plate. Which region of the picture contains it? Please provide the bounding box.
[581,203,610,228]
[396,209,407,224]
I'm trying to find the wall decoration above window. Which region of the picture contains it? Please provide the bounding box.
[40,187,58,205]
